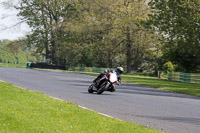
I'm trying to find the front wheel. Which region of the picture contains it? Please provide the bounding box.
[97,82,106,94]
[88,85,94,93]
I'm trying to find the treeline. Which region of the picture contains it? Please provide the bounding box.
[0,39,37,64]
[13,0,199,73]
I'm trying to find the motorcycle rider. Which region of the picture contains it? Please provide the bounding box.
[93,67,123,92]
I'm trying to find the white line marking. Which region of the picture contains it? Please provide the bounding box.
[78,105,117,119]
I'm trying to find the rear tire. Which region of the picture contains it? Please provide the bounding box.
[88,85,94,93]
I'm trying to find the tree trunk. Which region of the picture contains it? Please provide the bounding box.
[107,49,113,68]
[126,27,132,73]
[45,30,49,61]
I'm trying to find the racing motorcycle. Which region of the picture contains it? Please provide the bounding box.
[88,71,119,94]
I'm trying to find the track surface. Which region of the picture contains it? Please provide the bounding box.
[0,67,200,133]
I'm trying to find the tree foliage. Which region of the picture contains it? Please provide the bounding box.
[12,0,200,73]
[0,39,36,63]
[147,0,200,72]
[163,61,174,72]
[15,0,155,72]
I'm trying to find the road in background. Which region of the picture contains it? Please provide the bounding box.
[0,67,200,133]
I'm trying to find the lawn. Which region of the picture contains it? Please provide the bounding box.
[0,81,162,133]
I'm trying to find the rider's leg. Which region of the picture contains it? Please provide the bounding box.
[93,73,105,83]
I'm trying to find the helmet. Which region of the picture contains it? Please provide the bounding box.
[116,67,123,74]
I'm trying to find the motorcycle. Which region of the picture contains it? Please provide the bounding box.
[88,71,119,94]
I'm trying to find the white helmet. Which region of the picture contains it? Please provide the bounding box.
[116,67,123,74]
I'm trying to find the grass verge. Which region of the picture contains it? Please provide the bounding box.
[66,71,200,97]
[122,75,200,97]
[0,63,26,68]
[0,81,162,133]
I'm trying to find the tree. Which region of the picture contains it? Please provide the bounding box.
[147,0,200,72]
[78,0,154,72]
[16,0,79,65]
[15,0,159,71]
[0,39,36,63]
[0,39,10,45]
[110,0,154,73]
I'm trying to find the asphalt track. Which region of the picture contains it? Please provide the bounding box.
[0,67,200,133]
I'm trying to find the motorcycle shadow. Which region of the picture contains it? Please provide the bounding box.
[81,92,114,96]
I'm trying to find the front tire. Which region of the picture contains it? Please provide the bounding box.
[88,85,94,93]
[97,83,106,94]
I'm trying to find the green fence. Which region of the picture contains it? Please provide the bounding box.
[168,72,200,84]
[70,67,113,73]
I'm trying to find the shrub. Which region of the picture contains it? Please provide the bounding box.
[163,61,175,72]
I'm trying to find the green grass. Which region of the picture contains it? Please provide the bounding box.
[0,81,162,133]
[0,63,26,68]
[121,75,200,97]
[67,71,200,97]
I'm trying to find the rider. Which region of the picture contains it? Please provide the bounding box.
[93,67,123,91]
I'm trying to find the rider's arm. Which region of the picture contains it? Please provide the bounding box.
[117,75,121,85]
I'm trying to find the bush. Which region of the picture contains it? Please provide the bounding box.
[163,61,174,72]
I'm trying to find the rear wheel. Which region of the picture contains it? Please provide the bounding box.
[88,85,94,93]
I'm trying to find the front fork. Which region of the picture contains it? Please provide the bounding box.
[95,77,113,91]
[105,82,111,90]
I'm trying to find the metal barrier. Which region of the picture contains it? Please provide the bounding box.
[168,72,200,84]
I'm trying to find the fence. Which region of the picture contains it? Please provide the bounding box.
[168,72,200,84]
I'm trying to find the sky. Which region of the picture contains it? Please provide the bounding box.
[0,0,30,40]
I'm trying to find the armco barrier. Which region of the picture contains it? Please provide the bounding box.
[29,62,66,70]
[168,72,200,84]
